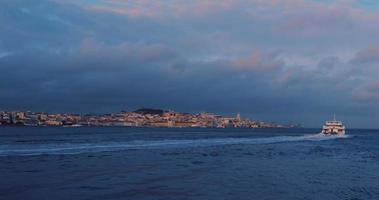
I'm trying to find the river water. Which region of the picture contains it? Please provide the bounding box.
[0,127,378,200]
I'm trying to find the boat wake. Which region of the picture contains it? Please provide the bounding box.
[0,133,349,156]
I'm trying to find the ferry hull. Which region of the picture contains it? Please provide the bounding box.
[322,131,345,135]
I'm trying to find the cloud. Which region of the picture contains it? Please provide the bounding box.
[318,56,340,70]
[75,38,176,67]
[232,52,283,73]
[277,9,353,37]
[352,81,379,103]
[86,0,235,19]
[0,51,13,59]
[350,47,379,64]
[2,0,379,127]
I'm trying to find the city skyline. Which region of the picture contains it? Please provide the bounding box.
[2,0,379,128]
[0,108,294,128]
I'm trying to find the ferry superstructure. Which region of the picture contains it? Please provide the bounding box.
[321,116,345,135]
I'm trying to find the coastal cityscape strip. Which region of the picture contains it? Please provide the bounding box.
[0,108,300,128]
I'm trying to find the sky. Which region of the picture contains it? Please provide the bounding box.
[1,0,379,128]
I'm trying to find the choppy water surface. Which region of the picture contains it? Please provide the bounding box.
[0,127,378,200]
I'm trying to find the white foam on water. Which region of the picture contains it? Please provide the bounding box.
[0,133,349,156]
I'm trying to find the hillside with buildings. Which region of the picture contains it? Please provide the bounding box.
[0,109,298,128]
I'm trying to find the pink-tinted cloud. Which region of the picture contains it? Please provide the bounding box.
[353,81,379,101]
[244,0,379,38]
[234,53,262,70]
[351,47,379,64]
[277,9,353,36]
[82,0,379,41]
[232,52,283,72]
[87,0,235,19]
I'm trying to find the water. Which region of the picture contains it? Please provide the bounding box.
[0,127,378,200]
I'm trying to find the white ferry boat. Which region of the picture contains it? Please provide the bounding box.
[321,116,345,135]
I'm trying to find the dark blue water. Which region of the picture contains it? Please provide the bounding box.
[0,127,378,200]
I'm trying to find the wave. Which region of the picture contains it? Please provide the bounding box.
[0,133,348,156]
